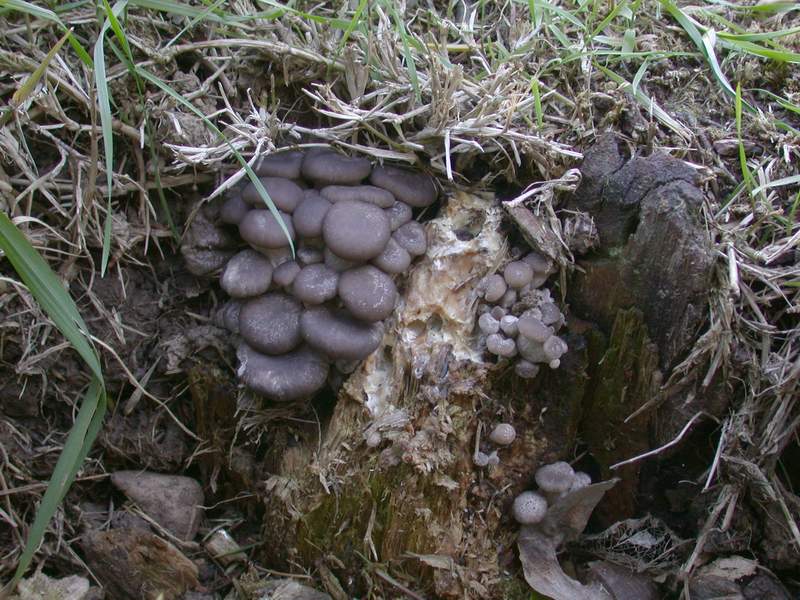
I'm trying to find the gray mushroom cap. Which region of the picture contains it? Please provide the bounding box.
[322,200,391,261]
[301,151,371,185]
[500,288,517,308]
[518,312,552,342]
[296,245,324,266]
[489,423,516,445]
[220,250,273,298]
[241,177,304,213]
[392,221,427,256]
[239,293,302,355]
[301,306,384,361]
[490,306,507,320]
[570,471,592,492]
[514,360,540,379]
[254,150,304,179]
[237,343,328,401]
[385,201,413,231]
[292,193,332,238]
[483,274,507,303]
[478,313,500,335]
[324,247,359,273]
[522,251,553,274]
[292,264,339,305]
[512,491,548,525]
[500,315,519,337]
[540,302,563,326]
[543,336,568,361]
[239,209,295,249]
[516,335,548,363]
[321,185,395,208]
[503,261,534,289]
[534,461,576,494]
[272,260,301,288]
[372,237,411,274]
[215,300,241,333]
[219,192,250,225]
[338,265,397,322]
[486,333,517,357]
[370,165,437,208]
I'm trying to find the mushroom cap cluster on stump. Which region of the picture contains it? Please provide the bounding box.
[210,149,436,401]
[511,461,593,525]
[477,251,568,377]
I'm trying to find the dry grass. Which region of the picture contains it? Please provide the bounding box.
[0,0,798,595]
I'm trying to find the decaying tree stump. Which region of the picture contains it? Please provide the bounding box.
[250,137,719,597]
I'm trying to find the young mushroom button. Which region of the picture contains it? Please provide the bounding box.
[220,250,273,298]
[301,151,372,185]
[392,221,427,256]
[370,165,437,208]
[372,238,412,274]
[301,306,384,361]
[489,423,516,445]
[239,293,302,355]
[237,344,329,402]
[272,260,301,288]
[241,177,304,213]
[292,193,332,238]
[219,192,250,225]
[385,202,413,231]
[239,210,295,249]
[534,461,576,495]
[512,491,548,525]
[322,200,391,262]
[292,264,339,305]
[338,265,398,322]
[254,150,304,179]
[321,185,395,208]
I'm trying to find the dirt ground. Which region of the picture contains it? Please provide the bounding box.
[0,1,799,599]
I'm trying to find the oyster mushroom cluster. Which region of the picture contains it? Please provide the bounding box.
[212,149,435,401]
[512,461,592,525]
[477,252,568,377]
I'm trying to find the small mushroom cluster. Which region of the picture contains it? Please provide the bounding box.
[512,461,592,525]
[477,252,568,378]
[212,149,435,401]
[473,422,517,467]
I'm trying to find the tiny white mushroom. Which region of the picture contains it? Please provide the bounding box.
[489,423,516,446]
[490,306,507,321]
[473,451,490,467]
[500,315,519,337]
[570,471,592,492]
[535,461,575,496]
[478,313,500,335]
[515,360,540,379]
[512,491,548,525]
[487,334,517,357]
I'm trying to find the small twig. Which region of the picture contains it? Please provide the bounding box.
[610,412,707,470]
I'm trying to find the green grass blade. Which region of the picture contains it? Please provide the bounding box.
[590,0,629,38]
[136,68,294,253]
[335,0,368,56]
[0,213,101,379]
[9,379,106,588]
[11,29,71,107]
[0,0,93,67]
[0,0,59,21]
[0,215,107,590]
[165,0,227,48]
[385,2,420,101]
[94,0,129,276]
[129,0,228,22]
[735,82,756,193]
[531,76,543,129]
